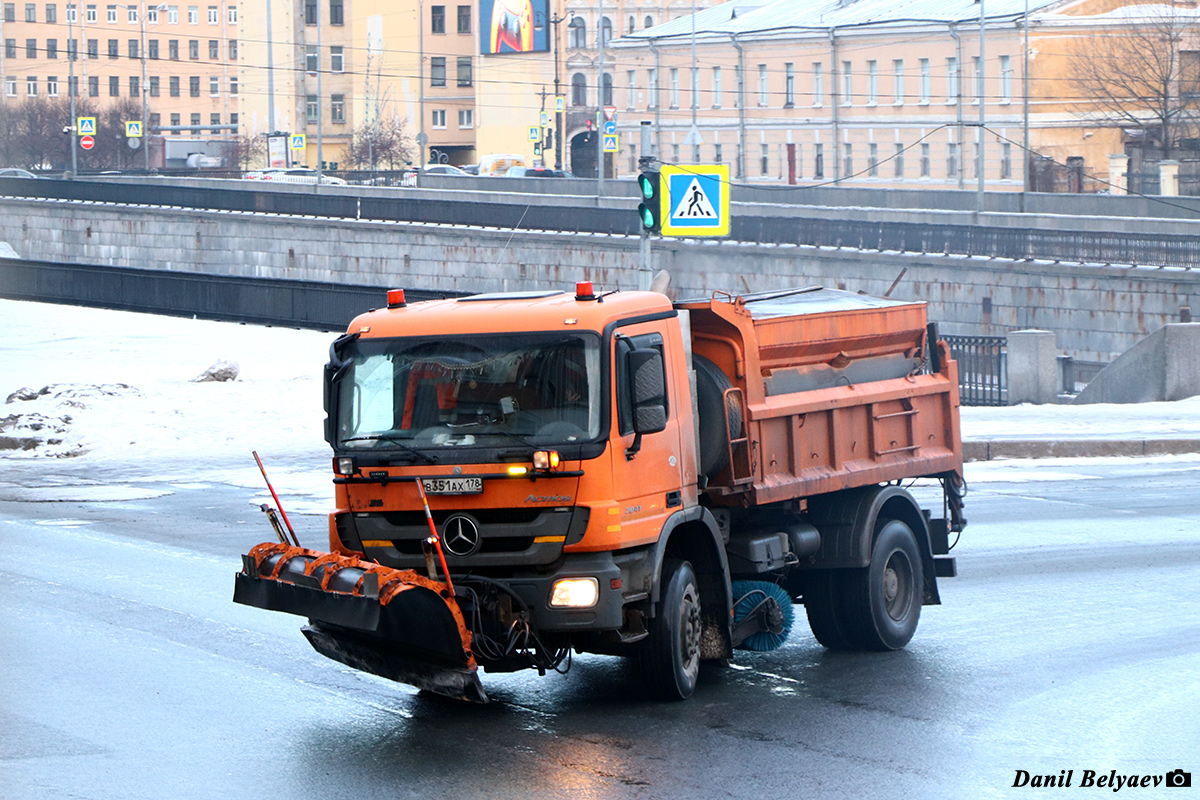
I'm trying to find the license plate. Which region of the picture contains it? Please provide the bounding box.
[422,477,483,495]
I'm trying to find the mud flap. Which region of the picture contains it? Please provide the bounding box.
[233,542,488,703]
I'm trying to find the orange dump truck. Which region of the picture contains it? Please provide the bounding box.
[234,282,966,702]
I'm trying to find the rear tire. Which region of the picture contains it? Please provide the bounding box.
[804,569,855,650]
[640,559,702,701]
[842,519,923,651]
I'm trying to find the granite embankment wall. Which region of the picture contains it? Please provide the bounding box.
[3,196,1197,361]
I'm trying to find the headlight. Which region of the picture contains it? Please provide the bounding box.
[549,577,599,608]
[334,457,355,476]
[533,450,561,472]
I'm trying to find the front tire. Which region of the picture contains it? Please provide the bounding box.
[640,559,702,701]
[843,518,923,651]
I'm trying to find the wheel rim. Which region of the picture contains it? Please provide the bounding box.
[882,549,914,622]
[679,584,702,680]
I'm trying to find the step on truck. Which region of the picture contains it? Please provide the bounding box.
[234,280,967,702]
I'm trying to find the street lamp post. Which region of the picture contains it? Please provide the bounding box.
[550,11,565,171]
[140,4,167,171]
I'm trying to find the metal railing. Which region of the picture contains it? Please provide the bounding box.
[946,335,1007,406]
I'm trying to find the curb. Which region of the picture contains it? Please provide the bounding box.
[963,439,1200,461]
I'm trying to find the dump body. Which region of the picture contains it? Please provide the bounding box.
[681,288,962,506]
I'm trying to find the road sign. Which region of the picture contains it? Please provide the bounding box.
[602,134,619,153]
[77,116,96,136]
[603,106,617,122]
[602,121,617,135]
[290,134,306,150]
[125,120,143,137]
[528,126,540,141]
[555,96,564,113]
[659,164,730,238]
[80,135,95,150]
[540,111,548,127]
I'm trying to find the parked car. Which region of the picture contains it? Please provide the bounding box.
[505,166,568,178]
[0,168,40,179]
[400,163,470,186]
[242,167,347,185]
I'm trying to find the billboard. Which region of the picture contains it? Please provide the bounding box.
[480,0,549,55]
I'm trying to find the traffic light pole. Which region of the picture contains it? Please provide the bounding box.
[638,121,654,288]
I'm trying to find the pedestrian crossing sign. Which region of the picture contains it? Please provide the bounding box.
[290,134,306,150]
[125,120,143,137]
[660,164,730,237]
[77,116,96,135]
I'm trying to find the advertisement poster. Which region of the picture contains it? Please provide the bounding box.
[480,0,549,54]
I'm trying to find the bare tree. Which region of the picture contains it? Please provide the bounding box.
[1068,4,1200,161]
[226,132,266,171]
[343,115,414,170]
[0,97,79,170]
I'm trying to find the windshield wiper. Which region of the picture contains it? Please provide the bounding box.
[340,435,439,464]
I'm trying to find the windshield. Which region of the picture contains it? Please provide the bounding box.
[334,332,603,451]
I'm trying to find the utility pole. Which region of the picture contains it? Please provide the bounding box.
[596,0,605,192]
[266,0,275,133]
[977,0,986,213]
[551,11,564,171]
[67,7,77,175]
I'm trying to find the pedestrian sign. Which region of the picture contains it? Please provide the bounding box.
[290,134,306,150]
[77,116,96,135]
[555,96,564,113]
[125,120,143,137]
[659,164,730,237]
[540,111,548,127]
[602,134,619,153]
[529,126,540,141]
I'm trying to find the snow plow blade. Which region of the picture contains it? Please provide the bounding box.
[233,542,487,703]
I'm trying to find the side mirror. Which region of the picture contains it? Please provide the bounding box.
[627,348,666,436]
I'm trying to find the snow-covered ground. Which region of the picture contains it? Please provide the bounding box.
[2,298,1197,479]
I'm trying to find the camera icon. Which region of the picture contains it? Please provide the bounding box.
[1166,769,1191,788]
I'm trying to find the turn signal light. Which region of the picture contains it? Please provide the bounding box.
[549,577,599,608]
[533,450,561,471]
[387,288,407,308]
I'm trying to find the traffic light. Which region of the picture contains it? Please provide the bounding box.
[637,169,661,232]
[533,142,542,156]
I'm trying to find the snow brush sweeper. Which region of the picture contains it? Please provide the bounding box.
[234,282,966,703]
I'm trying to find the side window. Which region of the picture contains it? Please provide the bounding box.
[615,331,668,436]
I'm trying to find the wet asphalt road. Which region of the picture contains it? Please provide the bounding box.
[2,455,1198,799]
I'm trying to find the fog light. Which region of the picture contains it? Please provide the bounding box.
[549,577,599,608]
[532,450,561,471]
[334,457,355,476]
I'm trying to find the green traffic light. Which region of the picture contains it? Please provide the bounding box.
[638,173,656,200]
[639,204,655,228]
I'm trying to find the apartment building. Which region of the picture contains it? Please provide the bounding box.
[0,0,239,155]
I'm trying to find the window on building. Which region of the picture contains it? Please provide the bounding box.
[843,142,853,176]
[571,72,586,106]
[170,112,180,128]
[458,108,472,128]
[208,39,217,58]
[209,112,220,131]
[669,67,679,108]
[304,0,315,24]
[3,3,15,21]
[25,1,35,20]
[999,54,1012,102]
[457,55,471,86]
[431,4,444,33]
[189,112,200,133]
[711,65,721,108]
[206,4,215,23]
[894,143,905,177]
[169,75,179,95]
[149,112,160,129]
[229,112,237,129]
[188,39,198,59]
[226,4,235,23]
[644,15,652,28]
[760,143,770,176]
[812,61,823,106]
[306,94,318,122]
[892,59,904,104]
[784,62,794,107]
[47,75,58,96]
[330,45,343,72]
[626,69,635,109]
[456,4,469,33]
[228,75,237,94]
[27,75,38,95]
[648,67,657,109]
[713,143,723,164]
[67,37,76,59]
[1000,142,1012,179]
[146,5,156,21]
[128,75,137,95]
[601,16,611,46]
[149,75,159,96]
[88,74,99,95]
[332,97,346,125]
[329,0,341,24]
[973,55,983,103]
[45,2,55,22]
[228,38,236,59]
[5,76,16,96]
[168,39,178,59]
[947,142,958,176]
[107,38,117,58]
[87,38,98,58]
[758,63,768,106]
[66,3,76,22]
[920,142,930,176]
[167,4,177,23]
[108,74,119,95]
[305,45,317,72]
[867,60,878,104]
[946,56,958,103]
[973,142,981,179]
[868,142,878,177]
[105,3,114,22]
[602,71,612,105]
[431,108,446,128]
[86,3,96,22]
[841,60,852,105]
[568,17,585,49]
[430,56,445,86]
[148,39,158,58]
[25,38,36,58]
[209,75,218,95]
[127,39,137,58]
[189,74,199,96]
[187,4,197,23]
[5,39,15,60]
[814,142,824,179]
[47,38,58,58]
[919,57,930,103]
